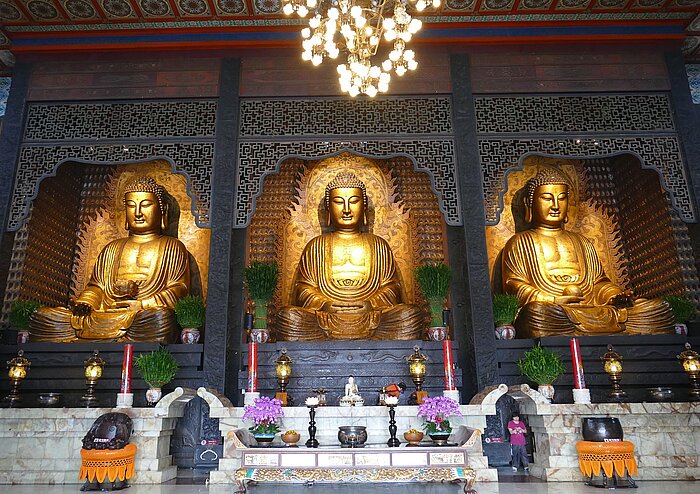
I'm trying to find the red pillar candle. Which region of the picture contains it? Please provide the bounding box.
[248,341,258,392]
[570,338,586,389]
[120,344,133,394]
[442,339,457,391]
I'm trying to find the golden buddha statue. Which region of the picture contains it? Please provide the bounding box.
[275,171,424,341]
[502,167,673,338]
[29,176,191,343]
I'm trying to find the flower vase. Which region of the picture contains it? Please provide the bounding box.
[495,324,515,340]
[428,431,451,445]
[145,387,162,406]
[180,327,200,344]
[538,384,555,402]
[253,433,276,446]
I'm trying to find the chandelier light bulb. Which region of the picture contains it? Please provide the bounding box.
[408,59,418,70]
[433,0,441,6]
[348,86,360,97]
[301,28,311,38]
[329,48,340,59]
[389,50,401,62]
[404,50,415,61]
[337,64,347,74]
[384,18,395,30]
[370,35,379,46]
[302,50,312,61]
[351,5,362,18]
[306,0,317,7]
[382,59,392,71]
[379,82,389,92]
[356,17,367,28]
[384,30,397,41]
[416,0,426,10]
[312,35,322,46]
[310,15,321,28]
[297,5,308,16]
[399,31,412,42]
[366,85,378,97]
[369,65,381,78]
[396,65,407,76]
[302,39,313,50]
[379,72,390,83]
[408,19,422,33]
[312,54,323,65]
[328,7,339,19]
[283,3,294,15]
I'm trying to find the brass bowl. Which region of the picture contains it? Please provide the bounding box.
[403,431,424,445]
[37,393,62,407]
[281,432,301,445]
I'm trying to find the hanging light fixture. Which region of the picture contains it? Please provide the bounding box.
[282,0,440,97]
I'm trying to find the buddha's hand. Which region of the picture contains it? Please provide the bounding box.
[609,290,634,308]
[113,300,143,311]
[322,300,372,313]
[70,301,94,317]
[114,280,140,299]
[554,285,584,304]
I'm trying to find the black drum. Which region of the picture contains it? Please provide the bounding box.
[581,417,623,442]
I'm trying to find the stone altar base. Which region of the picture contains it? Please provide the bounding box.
[197,387,497,484]
[519,397,700,481]
[0,387,195,484]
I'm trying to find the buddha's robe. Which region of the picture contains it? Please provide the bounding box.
[276,233,424,340]
[29,236,190,343]
[502,229,673,337]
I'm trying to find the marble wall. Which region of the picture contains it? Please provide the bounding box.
[519,401,700,481]
[0,387,194,484]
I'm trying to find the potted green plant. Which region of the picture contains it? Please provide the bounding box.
[174,295,206,344]
[243,261,279,343]
[493,294,520,340]
[10,299,42,344]
[663,294,696,336]
[134,347,179,406]
[415,262,452,341]
[517,343,565,402]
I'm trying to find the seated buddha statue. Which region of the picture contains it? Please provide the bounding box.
[501,167,673,338]
[275,171,424,341]
[29,176,191,343]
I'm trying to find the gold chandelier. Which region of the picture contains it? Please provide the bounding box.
[282,0,440,97]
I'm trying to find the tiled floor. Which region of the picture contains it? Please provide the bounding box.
[2,480,698,494]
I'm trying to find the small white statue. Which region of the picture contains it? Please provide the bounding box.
[340,376,364,407]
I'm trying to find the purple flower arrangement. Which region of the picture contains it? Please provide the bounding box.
[242,396,284,435]
[417,396,462,434]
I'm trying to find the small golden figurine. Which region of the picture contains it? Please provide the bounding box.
[275,171,423,340]
[501,167,673,337]
[29,176,191,343]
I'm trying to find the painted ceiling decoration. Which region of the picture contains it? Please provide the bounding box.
[0,0,699,74]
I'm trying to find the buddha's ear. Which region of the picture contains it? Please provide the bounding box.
[161,202,169,231]
[124,219,130,231]
[326,209,331,227]
[564,214,569,224]
[524,197,532,224]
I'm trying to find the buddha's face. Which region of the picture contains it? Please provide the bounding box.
[531,183,569,228]
[125,191,162,234]
[328,187,365,232]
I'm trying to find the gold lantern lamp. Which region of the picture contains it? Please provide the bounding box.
[601,344,627,402]
[275,348,293,406]
[678,342,700,402]
[3,350,31,406]
[407,345,428,405]
[81,350,105,408]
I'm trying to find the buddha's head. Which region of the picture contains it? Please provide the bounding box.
[123,176,168,234]
[324,172,368,232]
[524,167,571,228]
